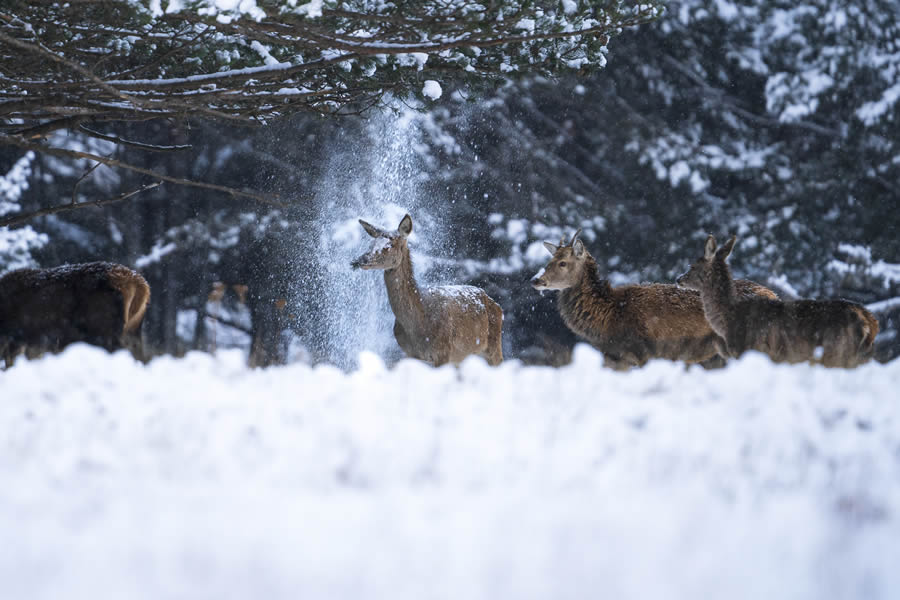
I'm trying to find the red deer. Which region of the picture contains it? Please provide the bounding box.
[0,262,150,367]
[530,230,777,370]
[676,234,878,368]
[351,214,503,366]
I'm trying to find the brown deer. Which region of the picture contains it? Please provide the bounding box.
[530,230,778,370]
[0,262,150,367]
[351,214,503,366]
[676,234,878,368]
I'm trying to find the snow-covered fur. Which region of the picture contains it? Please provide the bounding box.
[351,214,503,366]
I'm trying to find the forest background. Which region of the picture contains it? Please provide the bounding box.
[2,0,899,368]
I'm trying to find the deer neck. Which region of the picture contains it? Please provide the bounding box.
[700,260,738,338]
[383,246,428,334]
[564,255,612,301]
[559,254,614,328]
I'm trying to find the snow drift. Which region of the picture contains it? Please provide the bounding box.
[1,345,898,599]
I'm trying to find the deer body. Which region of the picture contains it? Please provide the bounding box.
[677,235,877,368]
[352,214,503,366]
[532,230,777,370]
[0,262,150,366]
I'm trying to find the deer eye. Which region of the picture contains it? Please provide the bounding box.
[558,261,567,267]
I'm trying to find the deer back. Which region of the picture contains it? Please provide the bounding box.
[0,262,149,364]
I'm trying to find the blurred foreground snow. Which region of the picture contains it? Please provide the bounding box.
[1,345,899,599]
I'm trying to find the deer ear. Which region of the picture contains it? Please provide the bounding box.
[398,214,413,237]
[703,235,717,260]
[718,234,737,260]
[573,238,585,258]
[359,219,382,238]
[543,241,559,255]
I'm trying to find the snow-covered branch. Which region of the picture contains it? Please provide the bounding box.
[0,1,662,133]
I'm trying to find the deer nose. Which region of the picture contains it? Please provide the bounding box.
[530,274,545,288]
[675,273,686,286]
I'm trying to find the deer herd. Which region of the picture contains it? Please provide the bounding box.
[0,213,880,371]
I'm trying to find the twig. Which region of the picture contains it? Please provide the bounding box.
[78,125,193,152]
[0,181,162,228]
[72,160,102,205]
[14,116,87,139]
[203,312,254,336]
[0,133,285,208]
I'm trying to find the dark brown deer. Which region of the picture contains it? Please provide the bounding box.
[676,234,878,368]
[0,262,150,367]
[351,214,503,366]
[530,230,777,370]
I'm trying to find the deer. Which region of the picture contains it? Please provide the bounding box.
[351,214,503,366]
[530,229,778,370]
[676,234,878,368]
[0,262,150,367]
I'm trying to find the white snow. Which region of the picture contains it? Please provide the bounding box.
[1,151,48,272]
[668,160,691,186]
[290,0,323,18]
[868,296,900,314]
[422,80,442,100]
[525,241,551,264]
[249,40,281,66]
[767,273,800,299]
[135,241,177,268]
[857,82,900,126]
[515,18,536,33]
[1,345,899,599]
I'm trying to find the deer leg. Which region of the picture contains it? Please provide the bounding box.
[485,303,504,366]
[713,336,727,358]
[1,339,14,369]
[602,353,639,371]
[122,329,146,363]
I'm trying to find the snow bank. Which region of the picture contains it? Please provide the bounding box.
[1,345,899,599]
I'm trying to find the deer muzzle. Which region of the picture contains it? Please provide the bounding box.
[676,271,698,289]
[351,253,372,270]
[530,271,548,290]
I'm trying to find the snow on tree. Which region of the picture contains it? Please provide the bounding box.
[0,151,47,273]
[0,1,662,140]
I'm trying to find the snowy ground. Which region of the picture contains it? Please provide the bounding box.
[1,345,899,600]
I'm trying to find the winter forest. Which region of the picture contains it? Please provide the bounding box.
[3,1,900,598]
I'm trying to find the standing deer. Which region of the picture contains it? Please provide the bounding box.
[351,214,503,366]
[676,234,878,368]
[0,262,150,367]
[530,229,777,370]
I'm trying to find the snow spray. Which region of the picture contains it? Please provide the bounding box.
[309,108,448,369]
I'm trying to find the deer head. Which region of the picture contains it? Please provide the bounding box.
[531,228,588,291]
[350,214,413,271]
[676,234,737,291]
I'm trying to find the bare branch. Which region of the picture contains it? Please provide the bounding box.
[72,160,102,205]
[78,125,193,152]
[0,133,285,208]
[0,181,162,228]
[14,116,87,139]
